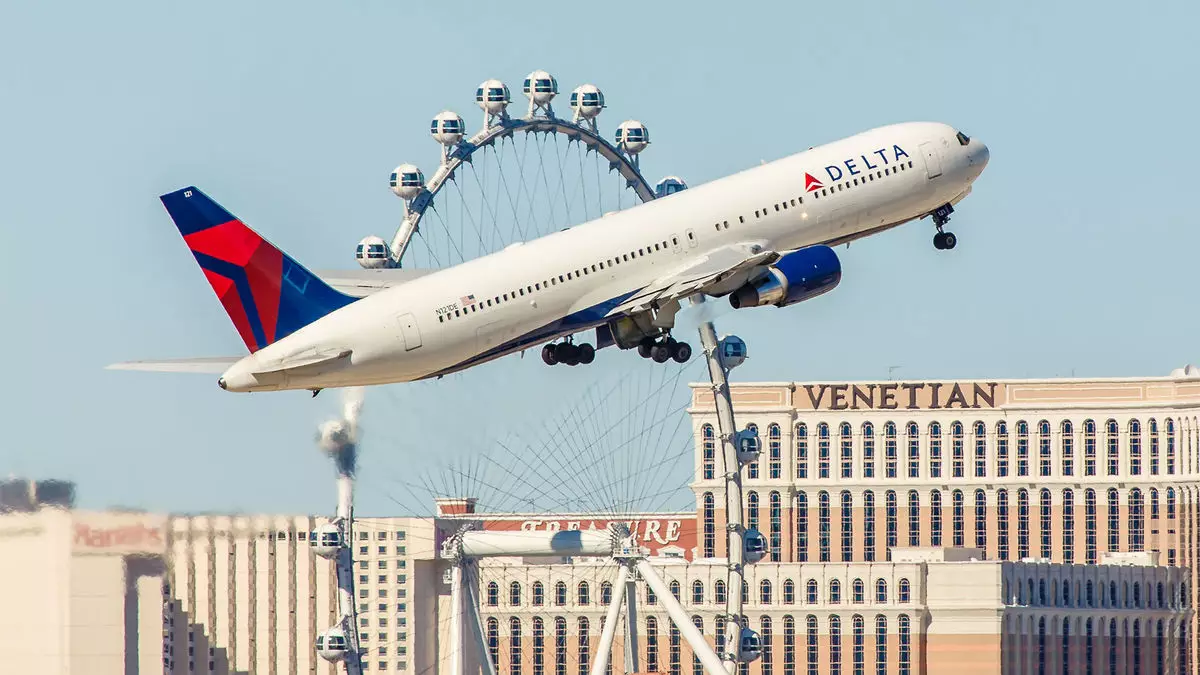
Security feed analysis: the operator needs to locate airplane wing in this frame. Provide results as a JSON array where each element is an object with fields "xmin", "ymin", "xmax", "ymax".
[
  {"xmin": 606, "ymin": 241, "xmax": 780, "ymax": 316},
  {"xmin": 315, "ymin": 268, "xmax": 435, "ymax": 298},
  {"xmin": 106, "ymin": 357, "xmax": 240, "ymax": 373}
]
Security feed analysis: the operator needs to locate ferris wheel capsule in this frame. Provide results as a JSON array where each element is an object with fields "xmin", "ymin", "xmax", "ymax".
[
  {"xmin": 355, "ymin": 236, "xmax": 392, "ymax": 269},
  {"xmin": 615, "ymin": 120, "xmax": 650, "ymax": 155},
  {"xmin": 431, "ymin": 111, "xmax": 466, "ymax": 146},
  {"xmin": 655, "ymin": 175, "xmax": 688, "ymax": 198},
  {"xmin": 523, "ymin": 71, "xmax": 558, "ymax": 105},
  {"xmin": 476, "ymin": 79, "xmax": 511, "ymax": 116},
  {"xmin": 389, "ymin": 164, "xmax": 424, "ymax": 200},
  {"xmin": 315, "ymin": 626, "xmax": 349, "ymax": 662},
  {"xmin": 569, "ymin": 84, "xmax": 605, "ymax": 121}
]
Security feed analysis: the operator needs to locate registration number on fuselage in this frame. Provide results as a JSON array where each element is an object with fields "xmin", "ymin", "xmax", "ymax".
[{"xmin": 435, "ymin": 303, "xmax": 459, "ymax": 316}]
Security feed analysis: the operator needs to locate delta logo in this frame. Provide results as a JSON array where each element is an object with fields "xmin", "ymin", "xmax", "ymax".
[
  {"xmin": 804, "ymin": 173, "xmax": 824, "ymax": 193},
  {"xmin": 806, "ymin": 144, "xmax": 912, "ymax": 191}
]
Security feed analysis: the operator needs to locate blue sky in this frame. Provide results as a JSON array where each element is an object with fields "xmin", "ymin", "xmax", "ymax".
[{"xmin": 1, "ymin": 0, "xmax": 1196, "ymax": 516}]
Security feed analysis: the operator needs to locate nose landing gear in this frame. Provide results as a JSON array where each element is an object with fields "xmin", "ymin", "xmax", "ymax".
[
  {"xmin": 541, "ymin": 340, "xmax": 595, "ymax": 367},
  {"xmin": 638, "ymin": 336, "xmax": 692, "ymax": 364},
  {"xmin": 931, "ymin": 203, "xmax": 957, "ymax": 250}
]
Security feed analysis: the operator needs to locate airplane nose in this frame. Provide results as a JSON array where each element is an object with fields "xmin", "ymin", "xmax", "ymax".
[{"xmin": 970, "ymin": 140, "xmax": 990, "ymax": 170}]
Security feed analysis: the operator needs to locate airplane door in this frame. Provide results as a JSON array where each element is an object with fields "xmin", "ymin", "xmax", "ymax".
[
  {"xmin": 920, "ymin": 141, "xmax": 943, "ymax": 179},
  {"xmin": 672, "ymin": 234, "xmax": 683, "ymax": 253},
  {"xmin": 397, "ymin": 313, "xmax": 422, "ymax": 351}
]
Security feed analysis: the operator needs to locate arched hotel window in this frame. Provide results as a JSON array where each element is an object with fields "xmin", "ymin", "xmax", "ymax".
[
  {"xmin": 769, "ymin": 424, "xmax": 782, "ymax": 479},
  {"xmin": 875, "ymin": 615, "xmax": 888, "ymax": 675},
  {"xmin": 951, "ymin": 421, "xmax": 965, "ymax": 478},
  {"xmin": 975, "ymin": 489, "xmax": 987, "ymax": 549},
  {"xmin": 645, "ymin": 617, "xmax": 659, "ymax": 672},
  {"xmin": 555, "ymin": 581, "xmax": 567, "ymax": 606},
  {"xmin": 1040, "ymin": 488, "xmax": 1053, "ymax": 559},
  {"xmin": 747, "ymin": 423, "xmax": 760, "ymax": 479},
  {"xmin": 1084, "ymin": 419, "xmax": 1097, "ymax": 476},
  {"xmin": 884, "ymin": 422, "xmax": 898, "ymax": 478},
  {"xmin": 577, "ymin": 581, "xmax": 590, "ymax": 606},
  {"xmin": 510, "ymin": 618, "xmax": 523, "ymax": 675},
  {"xmin": 898, "ymin": 614, "xmax": 911, "ymax": 675},
  {"xmin": 818, "ymin": 423, "xmax": 831, "ymax": 478},
  {"xmin": 1106, "ymin": 419, "xmax": 1119, "ymax": 476},
  {"xmin": 533, "ymin": 582, "xmax": 545, "ymax": 607},
  {"xmin": 1016, "ymin": 421, "xmax": 1029, "ymax": 477},
  {"xmin": 952, "ymin": 489, "xmax": 965, "ymax": 547},
  {"xmin": 1129, "ymin": 488, "xmax": 1145, "ymax": 551},
  {"xmin": 829, "ymin": 580, "xmax": 842, "ymax": 604},
  {"xmin": 795, "ymin": 423, "xmax": 808, "ymax": 479},
  {"xmin": 510, "ymin": 581, "xmax": 522, "ymax": 606},
  {"xmin": 1085, "ymin": 489, "xmax": 1098, "ymax": 564},
  {"xmin": 1061, "ymin": 420, "xmax": 1075, "ymax": 476},
  {"xmin": 1149, "ymin": 418, "xmax": 1159, "ymax": 475},
  {"xmin": 1107, "ymin": 488, "xmax": 1120, "ymax": 552},
  {"xmin": 715, "ymin": 580, "xmax": 726, "ymax": 604},
  {"xmin": 876, "ymin": 579, "xmax": 888, "ymax": 603},
  {"xmin": 748, "ymin": 491, "xmax": 760, "ymax": 532},
  {"xmin": 1017, "ymin": 489, "xmax": 1030, "ymax": 559},
  {"xmin": 759, "ymin": 617, "xmax": 772, "ymax": 675},
  {"xmin": 840, "ymin": 491, "xmax": 853, "ymax": 562},
  {"xmin": 853, "ymin": 579, "xmax": 865, "ymax": 603},
  {"xmin": 885, "ymin": 491, "xmax": 898, "ymax": 553},
  {"xmin": 702, "ymin": 424, "xmax": 715, "ymax": 479},
  {"xmin": 487, "ymin": 581, "xmax": 500, "ymax": 606},
  {"xmin": 702, "ymin": 492, "xmax": 716, "ymax": 558},
  {"xmin": 1062, "ymin": 489, "xmax": 1075, "ymax": 564},
  {"xmin": 1038, "ymin": 420, "xmax": 1051, "ymax": 477},
  {"xmin": 532, "ymin": 617, "xmax": 545, "ymax": 675},
  {"xmin": 864, "ymin": 491, "xmax": 876, "ymax": 561},
  {"xmin": 997, "ymin": 489, "xmax": 1010, "ymax": 560},
  {"xmin": 783, "ymin": 617, "xmax": 795, "ymax": 675},
  {"xmin": 862, "ymin": 422, "xmax": 876, "ymax": 478},
  {"xmin": 852, "ymin": 615, "xmax": 865, "ymax": 675},
  {"xmin": 996, "ymin": 421, "xmax": 1009, "ymax": 477},
  {"xmin": 692, "ymin": 580, "xmax": 704, "ymax": 605},
  {"xmin": 929, "ymin": 490, "xmax": 942, "ymax": 547},
  {"xmin": 818, "ymin": 491, "xmax": 831, "ymax": 562},
  {"xmin": 1166, "ymin": 418, "xmax": 1176, "ymax": 474},
  {"xmin": 806, "ymin": 579, "xmax": 818, "ymax": 604},
  {"xmin": 783, "ymin": 580, "xmax": 795, "ymax": 605},
  {"xmin": 907, "ymin": 491, "xmax": 920, "ymax": 546},
  {"xmin": 898, "ymin": 579, "xmax": 911, "ymax": 603},
  {"xmin": 973, "ymin": 421, "xmax": 987, "ymax": 477},
  {"xmin": 928, "ymin": 422, "xmax": 942, "ymax": 478},
  {"xmin": 1130, "ymin": 419, "xmax": 1142, "ymax": 476},
  {"xmin": 578, "ymin": 618, "xmax": 590, "ymax": 675},
  {"xmin": 770, "ymin": 491, "xmax": 783, "ymax": 562},
  {"xmin": 795, "ymin": 492, "xmax": 808, "ymax": 562},
  {"xmin": 487, "ymin": 617, "xmax": 500, "ymax": 669},
  {"xmin": 761, "ymin": 580, "xmax": 773, "ymax": 605},
  {"xmin": 829, "ymin": 616, "xmax": 842, "ymax": 675},
  {"xmin": 806, "ymin": 615, "xmax": 818, "ymax": 675},
  {"xmin": 906, "ymin": 422, "xmax": 920, "ymax": 478}
]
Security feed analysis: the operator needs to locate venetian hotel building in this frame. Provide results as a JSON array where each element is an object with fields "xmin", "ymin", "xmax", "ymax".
[{"xmin": 688, "ymin": 372, "xmax": 1200, "ymax": 673}]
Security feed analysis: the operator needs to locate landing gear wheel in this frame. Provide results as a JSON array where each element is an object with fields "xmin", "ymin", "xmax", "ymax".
[
  {"xmin": 651, "ymin": 344, "xmax": 671, "ymax": 363},
  {"xmin": 638, "ymin": 341, "xmax": 653, "ymax": 359},
  {"xmin": 671, "ymin": 341, "xmax": 692, "ymax": 363},
  {"xmin": 578, "ymin": 343, "xmax": 595, "ymax": 364},
  {"xmin": 554, "ymin": 343, "xmax": 577, "ymax": 364},
  {"xmin": 941, "ymin": 232, "xmax": 957, "ymax": 249},
  {"xmin": 541, "ymin": 344, "xmax": 558, "ymax": 366},
  {"xmin": 933, "ymin": 232, "xmax": 947, "ymax": 250}
]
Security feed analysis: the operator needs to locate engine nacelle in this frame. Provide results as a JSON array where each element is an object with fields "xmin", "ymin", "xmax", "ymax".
[{"xmin": 729, "ymin": 245, "xmax": 841, "ymax": 309}]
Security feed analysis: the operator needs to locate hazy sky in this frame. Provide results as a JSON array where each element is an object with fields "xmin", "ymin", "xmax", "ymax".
[{"xmin": 2, "ymin": 0, "xmax": 1196, "ymax": 517}]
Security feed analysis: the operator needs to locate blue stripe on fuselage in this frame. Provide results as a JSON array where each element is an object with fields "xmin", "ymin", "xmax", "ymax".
[{"xmin": 422, "ymin": 291, "xmax": 636, "ymax": 378}]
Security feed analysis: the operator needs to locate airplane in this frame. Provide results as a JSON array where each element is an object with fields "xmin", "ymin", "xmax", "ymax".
[{"xmin": 108, "ymin": 121, "xmax": 989, "ymax": 393}]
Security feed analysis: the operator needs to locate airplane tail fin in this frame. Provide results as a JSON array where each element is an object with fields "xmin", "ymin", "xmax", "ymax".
[{"xmin": 160, "ymin": 187, "xmax": 356, "ymax": 353}]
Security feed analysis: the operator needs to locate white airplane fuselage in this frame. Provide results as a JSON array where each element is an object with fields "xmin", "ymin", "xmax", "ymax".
[{"xmin": 219, "ymin": 122, "xmax": 989, "ymax": 392}]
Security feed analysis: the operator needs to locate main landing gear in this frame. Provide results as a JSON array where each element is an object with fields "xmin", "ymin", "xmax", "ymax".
[
  {"xmin": 541, "ymin": 340, "xmax": 595, "ymax": 367},
  {"xmin": 637, "ymin": 336, "xmax": 692, "ymax": 364},
  {"xmin": 931, "ymin": 203, "xmax": 957, "ymax": 250}
]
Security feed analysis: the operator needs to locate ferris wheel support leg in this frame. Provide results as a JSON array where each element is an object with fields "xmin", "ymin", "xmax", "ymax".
[
  {"xmin": 691, "ymin": 294, "xmax": 745, "ymax": 675},
  {"xmin": 635, "ymin": 559, "xmax": 728, "ymax": 675},
  {"xmin": 588, "ymin": 564, "xmax": 630, "ymax": 675},
  {"xmin": 462, "ymin": 563, "xmax": 498, "ymax": 675},
  {"xmin": 449, "ymin": 564, "xmax": 465, "ymax": 675},
  {"xmin": 334, "ymin": 471, "xmax": 363, "ymax": 674},
  {"xmin": 622, "ymin": 568, "xmax": 641, "ymax": 673}
]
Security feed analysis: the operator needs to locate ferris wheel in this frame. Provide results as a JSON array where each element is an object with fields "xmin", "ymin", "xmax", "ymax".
[
  {"xmin": 314, "ymin": 71, "xmax": 761, "ymax": 675},
  {"xmin": 352, "ymin": 70, "xmax": 688, "ymax": 272}
]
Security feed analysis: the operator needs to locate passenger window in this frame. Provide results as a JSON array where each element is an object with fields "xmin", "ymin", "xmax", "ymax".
[
  {"xmin": 739, "ymin": 216, "xmax": 745, "ymax": 223},
  {"xmin": 908, "ymin": 160, "xmax": 913, "ymax": 168},
  {"xmin": 775, "ymin": 204, "xmax": 780, "ymax": 212},
  {"xmin": 526, "ymin": 286, "xmax": 532, "ymax": 293},
  {"xmin": 791, "ymin": 199, "xmax": 797, "ymax": 207},
  {"xmin": 724, "ymin": 220, "xmax": 729, "ymax": 228},
  {"xmin": 438, "ymin": 315, "xmax": 444, "ymax": 323},
  {"xmin": 558, "ymin": 275, "xmax": 564, "ymax": 282},
  {"xmin": 454, "ymin": 309, "xmax": 460, "ymax": 317},
  {"xmin": 755, "ymin": 210, "xmax": 759, "ymax": 218},
  {"xmin": 535, "ymin": 283, "xmax": 541, "ymax": 290}
]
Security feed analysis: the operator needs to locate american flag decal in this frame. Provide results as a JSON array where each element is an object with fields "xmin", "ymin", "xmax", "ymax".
[{"xmin": 460, "ymin": 294, "xmax": 476, "ymax": 305}]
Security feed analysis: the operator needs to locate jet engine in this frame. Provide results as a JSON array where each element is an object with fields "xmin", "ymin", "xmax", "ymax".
[{"xmin": 728, "ymin": 245, "xmax": 841, "ymax": 309}]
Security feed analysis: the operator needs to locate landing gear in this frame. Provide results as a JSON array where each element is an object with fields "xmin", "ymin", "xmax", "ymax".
[
  {"xmin": 931, "ymin": 203, "xmax": 956, "ymax": 250},
  {"xmin": 542, "ymin": 340, "xmax": 595, "ymax": 367},
  {"xmin": 638, "ymin": 335, "xmax": 692, "ymax": 364}
]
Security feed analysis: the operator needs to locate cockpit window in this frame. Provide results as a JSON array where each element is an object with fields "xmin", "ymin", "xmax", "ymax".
[{"xmin": 956, "ymin": 131, "xmax": 970, "ymax": 146}]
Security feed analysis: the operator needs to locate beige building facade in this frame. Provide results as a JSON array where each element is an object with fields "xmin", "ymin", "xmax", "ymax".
[{"xmin": 688, "ymin": 375, "xmax": 1200, "ymax": 673}]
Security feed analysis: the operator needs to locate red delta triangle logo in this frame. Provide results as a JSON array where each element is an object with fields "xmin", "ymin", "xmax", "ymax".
[{"xmin": 804, "ymin": 172, "xmax": 824, "ymax": 193}]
